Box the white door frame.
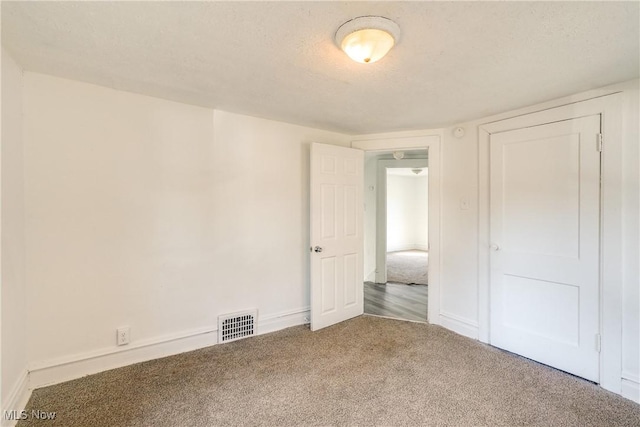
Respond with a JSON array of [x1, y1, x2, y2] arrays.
[[478, 94, 623, 393], [375, 158, 428, 284], [352, 134, 442, 325]]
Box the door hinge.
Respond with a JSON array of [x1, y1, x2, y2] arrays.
[[597, 133, 603, 152], [595, 333, 601, 352]]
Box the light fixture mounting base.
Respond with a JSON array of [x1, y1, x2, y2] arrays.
[[334, 16, 401, 48]]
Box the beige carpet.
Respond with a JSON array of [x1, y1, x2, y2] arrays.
[[386, 250, 428, 285], [18, 316, 640, 426]]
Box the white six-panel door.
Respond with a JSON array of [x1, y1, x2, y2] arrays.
[[490, 115, 601, 382], [310, 143, 364, 331]]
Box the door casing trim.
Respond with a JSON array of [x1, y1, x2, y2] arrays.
[[478, 93, 623, 393], [352, 134, 442, 325]]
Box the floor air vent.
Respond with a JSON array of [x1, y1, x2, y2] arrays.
[[218, 309, 257, 343]]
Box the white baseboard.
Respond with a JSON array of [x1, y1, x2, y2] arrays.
[[28, 307, 310, 391], [2, 369, 31, 427], [17, 308, 638, 410], [621, 372, 640, 403], [365, 270, 376, 282], [387, 244, 427, 252], [258, 307, 310, 335], [439, 311, 479, 340], [29, 326, 219, 390]]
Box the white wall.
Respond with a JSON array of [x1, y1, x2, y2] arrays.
[[620, 81, 639, 400], [22, 73, 350, 383], [438, 122, 479, 328], [415, 175, 428, 251], [363, 154, 377, 281], [1, 48, 29, 415], [8, 66, 638, 403], [386, 174, 428, 252], [210, 110, 350, 314]]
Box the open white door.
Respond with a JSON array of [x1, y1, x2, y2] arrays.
[[310, 143, 364, 331], [490, 115, 601, 382]]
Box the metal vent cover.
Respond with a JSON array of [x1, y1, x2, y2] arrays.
[[218, 309, 257, 343]]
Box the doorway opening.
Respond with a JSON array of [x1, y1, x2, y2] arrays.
[[363, 150, 428, 323]]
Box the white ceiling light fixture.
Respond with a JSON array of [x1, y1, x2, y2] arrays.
[[412, 168, 423, 175], [392, 151, 405, 160], [335, 16, 401, 64]]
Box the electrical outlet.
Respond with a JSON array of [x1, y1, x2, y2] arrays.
[[117, 327, 130, 346]]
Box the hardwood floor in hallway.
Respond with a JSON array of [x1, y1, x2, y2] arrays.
[[364, 282, 427, 322]]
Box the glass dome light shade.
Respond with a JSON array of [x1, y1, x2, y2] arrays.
[[341, 28, 395, 64], [335, 16, 401, 64]]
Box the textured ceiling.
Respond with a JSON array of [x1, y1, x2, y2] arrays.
[[2, 1, 639, 134]]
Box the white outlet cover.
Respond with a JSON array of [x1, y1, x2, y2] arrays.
[[117, 326, 130, 346]]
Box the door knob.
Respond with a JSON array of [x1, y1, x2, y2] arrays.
[[490, 243, 500, 251], [314, 246, 323, 253]]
